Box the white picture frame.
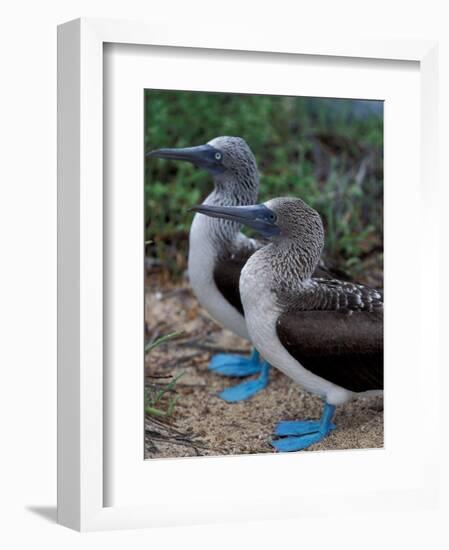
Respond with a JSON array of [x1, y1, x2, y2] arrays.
[[57, 17, 440, 531]]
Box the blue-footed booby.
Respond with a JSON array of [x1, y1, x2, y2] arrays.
[[147, 137, 270, 402], [191, 197, 383, 452]]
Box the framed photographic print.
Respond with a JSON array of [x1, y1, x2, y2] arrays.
[[58, 18, 440, 531], [144, 90, 384, 459]]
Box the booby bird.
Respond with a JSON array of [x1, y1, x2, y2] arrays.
[[191, 197, 383, 452], [147, 137, 270, 402]]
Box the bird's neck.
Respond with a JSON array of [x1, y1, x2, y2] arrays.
[[259, 239, 322, 290], [211, 171, 259, 206], [199, 174, 259, 248]]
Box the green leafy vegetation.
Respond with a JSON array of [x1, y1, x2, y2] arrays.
[[145, 91, 383, 280]]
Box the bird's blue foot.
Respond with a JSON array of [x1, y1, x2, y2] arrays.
[[219, 362, 270, 402], [275, 419, 336, 436], [209, 348, 262, 378], [271, 403, 336, 452]]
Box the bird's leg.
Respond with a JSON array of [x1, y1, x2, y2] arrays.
[[271, 402, 336, 452], [217, 361, 270, 402], [208, 348, 263, 377]]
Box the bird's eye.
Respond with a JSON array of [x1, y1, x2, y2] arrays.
[[214, 152, 222, 161], [268, 212, 276, 222]]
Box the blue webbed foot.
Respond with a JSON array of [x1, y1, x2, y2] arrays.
[[271, 403, 336, 452], [219, 363, 270, 402], [271, 431, 329, 452], [275, 419, 336, 436], [209, 354, 262, 377], [209, 352, 262, 377]]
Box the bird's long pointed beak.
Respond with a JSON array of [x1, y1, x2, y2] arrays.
[[147, 144, 213, 164], [147, 144, 226, 175], [190, 204, 261, 223], [190, 204, 280, 238]]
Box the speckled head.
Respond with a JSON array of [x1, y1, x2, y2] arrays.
[[147, 136, 259, 201], [206, 136, 258, 179], [264, 197, 325, 247], [258, 197, 325, 281]]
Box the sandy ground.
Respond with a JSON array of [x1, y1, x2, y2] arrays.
[[144, 275, 383, 459]]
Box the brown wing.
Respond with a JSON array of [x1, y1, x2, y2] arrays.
[[277, 309, 383, 392], [276, 278, 383, 392]]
